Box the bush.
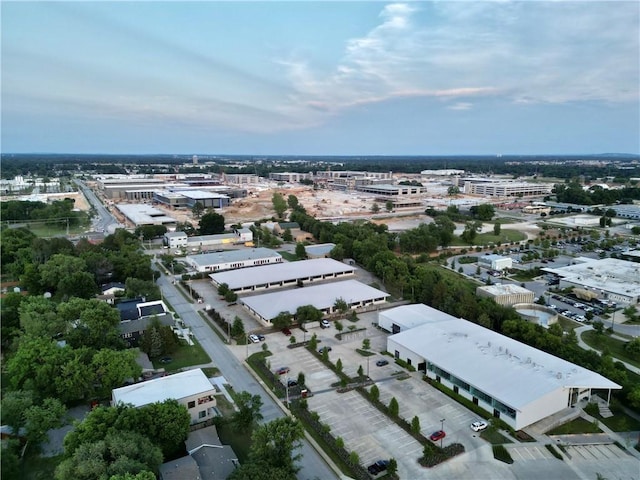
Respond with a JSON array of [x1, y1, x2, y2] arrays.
[[492, 445, 514, 464]]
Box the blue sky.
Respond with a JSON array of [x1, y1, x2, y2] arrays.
[[2, 1, 639, 155]]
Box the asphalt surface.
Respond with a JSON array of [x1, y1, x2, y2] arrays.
[[155, 269, 337, 480], [74, 179, 123, 233]]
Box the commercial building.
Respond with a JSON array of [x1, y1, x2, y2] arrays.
[[354, 184, 424, 209], [269, 172, 312, 183], [186, 248, 282, 273], [164, 231, 188, 248], [383, 304, 621, 430], [478, 254, 512, 271], [457, 177, 553, 197], [476, 284, 535, 307], [116, 204, 177, 227], [240, 279, 389, 326], [542, 257, 640, 305], [111, 369, 217, 424], [209, 258, 355, 293], [304, 243, 336, 259], [164, 229, 253, 250]]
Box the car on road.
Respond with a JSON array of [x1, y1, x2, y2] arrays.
[[249, 334, 260, 343], [470, 420, 488, 432], [321, 319, 330, 328], [367, 460, 389, 476], [429, 430, 446, 442], [275, 367, 290, 375], [376, 359, 389, 367], [281, 327, 292, 336]]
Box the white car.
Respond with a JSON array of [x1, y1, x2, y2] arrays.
[[321, 319, 330, 328], [470, 421, 488, 432], [249, 334, 260, 343]]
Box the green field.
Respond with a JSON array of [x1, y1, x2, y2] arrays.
[[547, 417, 603, 435], [151, 337, 212, 371], [581, 331, 640, 369], [450, 229, 527, 247]]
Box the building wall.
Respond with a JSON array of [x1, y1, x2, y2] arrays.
[[164, 233, 188, 248], [188, 255, 283, 273], [180, 390, 217, 424], [477, 290, 535, 306], [492, 258, 513, 270]]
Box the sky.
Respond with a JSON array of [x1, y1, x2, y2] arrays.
[[2, 1, 639, 156]]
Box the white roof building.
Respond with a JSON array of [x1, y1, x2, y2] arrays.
[[476, 284, 535, 307], [241, 279, 389, 326], [210, 258, 355, 293], [384, 304, 621, 430], [186, 248, 282, 273], [117, 204, 177, 226], [542, 257, 640, 305], [111, 369, 217, 424]]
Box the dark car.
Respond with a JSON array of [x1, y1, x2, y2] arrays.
[[257, 334, 265, 341], [367, 460, 389, 475], [318, 346, 332, 354], [281, 327, 292, 336], [159, 356, 172, 364], [429, 430, 446, 442], [287, 379, 298, 387], [376, 359, 389, 367]]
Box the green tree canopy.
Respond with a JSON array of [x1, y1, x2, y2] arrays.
[[272, 311, 293, 329], [199, 211, 225, 235], [231, 391, 264, 432], [272, 193, 287, 219], [296, 305, 323, 324]]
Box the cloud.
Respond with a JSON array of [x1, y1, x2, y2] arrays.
[[280, 1, 639, 125]]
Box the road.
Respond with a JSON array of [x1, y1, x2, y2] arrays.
[[74, 179, 123, 233], [155, 270, 337, 480]]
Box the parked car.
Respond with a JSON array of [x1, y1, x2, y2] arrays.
[[367, 460, 389, 475], [321, 319, 330, 328], [249, 334, 260, 343], [287, 379, 298, 387], [275, 367, 290, 375], [160, 356, 172, 364], [429, 430, 446, 442], [281, 327, 292, 336], [318, 346, 332, 354], [470, 420, 488, 432], [257, 334, 265, 341], [376, 359, 389, 367]]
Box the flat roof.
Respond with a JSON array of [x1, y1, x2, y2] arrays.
[[188, 233, 237, 243], [117, 204, 177, 225], [387, 304, 621, 410], [210, 258, 354, 290], [165, 231, 187, 238], [481, 254, 510, 261], [304, 243, 336, 256], [112, 369, 213, 407], [477, 284, 533, 296], [379, 304, 452, 330], [241, 279, 388, 320], [179, 190, 229, 200], [542, 257, 640, 299], [187, 248, 281, 267]]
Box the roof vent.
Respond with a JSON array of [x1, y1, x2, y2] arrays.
[[556, 372, 562, 379]]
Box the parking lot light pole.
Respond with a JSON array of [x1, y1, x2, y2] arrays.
[[285, 377, 290, 407], [440, 419, 445, 448], [367, 356, 370, 378]]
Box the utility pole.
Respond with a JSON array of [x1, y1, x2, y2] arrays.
[[440, 418, 446, 448]]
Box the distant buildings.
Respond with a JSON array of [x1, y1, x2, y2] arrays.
[[478, 254, 512, 271], [457, 177, 553, 197], [381, 304, 621, 430]]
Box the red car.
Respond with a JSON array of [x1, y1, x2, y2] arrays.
[[429, 430, 446, 442], [281, 327, 292, 336], [275, 367, 290, 375]]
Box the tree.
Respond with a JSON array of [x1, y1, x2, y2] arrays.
[[58, 298, 123, 350], [447, 186, 460, 196], [23, 397, 66, 446], [371, 202, 380, 213], [199, 211, 225, 235], [388, 397, 399, 417], [385, 200, 394, 212], [217, 282, 230, 296], [470, 204, 495, 221], [39, 254, 88, 293], [370, 384, 380, 402], [225, 290, 238, 303], [124, 278, 160, 301], [232, 391, 264, 432], [357, 365, 364, 377], [287, 195, 299, 210], [282, 228, 293, 242], [91, 349, 142, 398], [493, 222, 501, 236], [335, 358, 343, 373], [411, 415, 421, 434], [56, 430, 162, 480], [387, 458, 398, 476], [296, 305, 323, 324], [295, 242, 307, 259], [362, 338, 371, 351], [236, 417, 305, 477], [18, 295, 65, 339], [334, 298, 349, 314], [272, 193, 287, 219], [308, 333, 318, 350], [1, 390, 34, 436], [272, 311, 293, 329], [231, 316, 245, 339], [191, 201, 205, 218]]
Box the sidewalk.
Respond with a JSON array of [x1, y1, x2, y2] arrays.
[[575, 325, 640, 375]]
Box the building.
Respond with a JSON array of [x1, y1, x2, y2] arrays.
[[209, 258, 355, 293], [457, 177, 553, 197], [304, 243, 336, 259], [186, 248, 282, 273], [116, 204, 177, 227], [383, 304, 621, 430], [240, 279, 389, 326], [111, 369, 217, 424], [476, 284, 535, 307], [118, 313, 175, 347], [269, 172, 312, 183], [115, 299, 169, 322], [522, 204, 551, 215], [542, 257, 640, 305], [378, 304, 452, 334], [354, 184, 424, 209], [164, 231, 188, 248], [478, 254, 513, 271], [223, 173, 260, 185]]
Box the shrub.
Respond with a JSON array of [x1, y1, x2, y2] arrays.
[[492, 445, 514, 464]]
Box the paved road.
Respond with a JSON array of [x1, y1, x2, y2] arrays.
[[156, 270, 337, 480], [74, 179, 123, 233]]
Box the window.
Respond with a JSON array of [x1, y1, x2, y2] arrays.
[[188, 401, 195, 409], [198, 410, 207, 419]]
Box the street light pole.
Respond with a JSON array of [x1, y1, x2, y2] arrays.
[[367, 356, 370, 378], [285, 377, 290, 407], [440, 418, 445, 448]]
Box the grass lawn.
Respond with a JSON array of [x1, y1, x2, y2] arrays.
[[278, 251, 298, 262], [152, 337, 211, 371], [495, 217, 525, 224], [217, 421, 253, 464], [450, 229, 527, 247], [547, 417, 603, 435], [480, 428, 513, 445], [581, 331, 640, 369], [598, 411, 640, 432], [557, 317, 580, 331]]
